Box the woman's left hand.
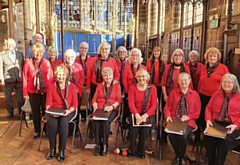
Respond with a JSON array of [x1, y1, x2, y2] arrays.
[[64, 109, 73, 116], [226, 124, 238, 134], [104, 106, 113, 112], [141, 114, 148, 122], [181, 115, 189, 122]]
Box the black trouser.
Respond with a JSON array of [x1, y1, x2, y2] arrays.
[[4, 82, 24, 115], [28, 93, 46, 133], [129, 125, 150, 155], [168, 125, 193, 159], [207, 130, 240, 165], [45, 112, 75, 151], [92, 110, 118, 145], [122, 93, 130, 129]]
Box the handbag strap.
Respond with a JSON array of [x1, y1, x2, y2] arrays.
[[141, 84, 152, 114]]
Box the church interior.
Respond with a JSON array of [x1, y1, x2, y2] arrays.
[[1, 0, 240, 164]]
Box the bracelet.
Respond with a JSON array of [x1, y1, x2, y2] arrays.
[[112, 105, 114, 109]]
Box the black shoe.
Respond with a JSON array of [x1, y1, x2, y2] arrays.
[[7, 113, 14, 118], [101, 144, 108, 156], [179, 158, 187, 165], [58, 150, 65, 162], [173, 157, 180, 165], [94, 145, 100, 156], [32, 133, 40, 139], [89, 130, 95, 139], [138, 152, 145, 159], [127, 150, 133, 157], [46, 149, 56, 160], [18, 109, 22, 114]]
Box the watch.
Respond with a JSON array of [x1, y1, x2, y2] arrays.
[[112, 105, 115, 109]]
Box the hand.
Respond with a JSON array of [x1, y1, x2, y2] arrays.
[[181, 115, 189, 122], [166, 116, 172, 122], [52, 114, 59, 118], [64, 109, 73, 116], [86, 89, 90, 95], [206, 120, 213, 127], [104, 106, 113, 112], [135, 114, 142, 125], [0, 82, 5, 86], [226, 124, 238, 134], [113, 80, 119, 84], [163, 94, 168, 102], [24, 96, 29, 100], [141, 114, 148, 122]]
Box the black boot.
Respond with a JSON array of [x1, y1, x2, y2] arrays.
[[58, 150, 65, 162], [94, 145, 101, 156], [101, 144, 108, 156], [46, 149, 55, 160]]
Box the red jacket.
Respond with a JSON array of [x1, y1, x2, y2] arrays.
[[46, 83, 78, 110], [62, 62, 85, 96], [128, 84, 157, 117], [146, 60, 167, 86], [122, 62, 147, 93], [161, 64, 192, 95], [184, 61, 204, 91], [92, 82, 122, 110], [22, 59, 54, 97], [116, 59, 129, 84], [75, 55, 93, 80], [86, 56, 120, 89], [164, 88, 201, 128], [205, 90, 240, 129], [48, 58, 63, 70], [198, 63, 229, 96]]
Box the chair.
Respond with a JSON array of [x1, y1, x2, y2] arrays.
[[79, 87, 89, 121], [19, 99, 31, 137], [38, 109, 82, 153]]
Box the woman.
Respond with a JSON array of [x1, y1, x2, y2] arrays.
[[22, 43, 53, 139], [92, 67, 122, 156], [164, 72, 200, 165], [146, 46, 166, 102], [62, 49, 84, 125], [45, 65, 78, 162], [205, 73, 240, 165], [122, 48, 146, 129], [128, 68, 157, 159], [198, 47, 229, 136], [184, 50, 203, 91], [48, 46, 62, 70], [161, 48, 191, 102], [115, 46, 128, 92]]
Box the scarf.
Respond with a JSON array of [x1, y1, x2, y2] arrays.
[[33, 58, 46, 92], [119, 58, 126, 83], [79, 55, 88, 76], [166, 63, 186, 88], [189, 62, 198, 90], [176, 91, 188, 118], [150, 60, 165, 84], [103, 81, 114, 107], [217, 91, 234, 123], [56, 81, 69, 109], [49, 58, 57, 69], [131, 63, 140, 84], [141, 84, 152, 114], [95, 55, 110, 83], [206, 62, 219, 78], [65, 63, 76, 84]]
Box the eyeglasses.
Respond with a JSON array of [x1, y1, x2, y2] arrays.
[[101, 47, 109, 51], [66, 56, 75, 59], [222, 81, 233, 84], [80, 47, 88, 50]]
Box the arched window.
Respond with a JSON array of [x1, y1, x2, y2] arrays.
[[194, 1, 203, 23], [172, 1, 181, 30], [160, 0, 165, 33], [183, 2, 193, 27]]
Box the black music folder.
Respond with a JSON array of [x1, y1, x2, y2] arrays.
[[45, 106, 66, 116], [92, 108, 111, 120], [204, 120, 228, 139], [132, 114, 152, 127], [164, 118, 187, 135]]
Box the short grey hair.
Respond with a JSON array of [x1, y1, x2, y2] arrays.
[[97, 42, 111, 54], [48, 46, 58, 54], [6, 38, 16, 47], [220, 73, 240, 93], [101, 67, 113, 76], [178, 72, 191, 81], [135, 68, 150, 81], [171, 48, 184, 63], [188, 50, 199, 58], [79, 42, 89, 49], [64, 49, 76, 57], [129, 48, 143, 64], [116, 46, 127, 55]]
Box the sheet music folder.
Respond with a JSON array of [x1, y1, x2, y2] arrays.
[[164, 118, 187, 135], [204, 120, 228, 139], [45, 106, 66, 116], [132, 114, 152, 127], [92, 108, 111, 120]]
